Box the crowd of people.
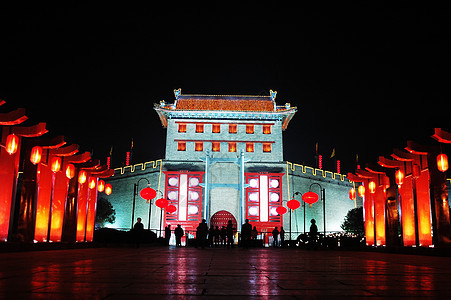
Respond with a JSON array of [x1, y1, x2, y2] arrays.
[[133, 217, 320, 248]]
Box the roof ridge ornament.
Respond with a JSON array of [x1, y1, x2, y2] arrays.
[[174, 88, 182, 100], [269, 89, 277, 101]]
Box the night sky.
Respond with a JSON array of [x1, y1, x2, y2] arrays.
[[1, 4, 449, 174]]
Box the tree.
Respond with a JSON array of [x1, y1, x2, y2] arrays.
[[95, 197, 116, 227], [341, 207, 364, 235]]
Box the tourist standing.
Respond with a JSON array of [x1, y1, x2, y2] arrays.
[[272, 226, 280, 248], [164, 225, 171, 246], [241, 219, 252, 248], [196, 219, 208, 248], [174, 224, 184, 247], [280, 226, 285, 247], [226, 220, 234, 248], [133, 217, 144, 248]]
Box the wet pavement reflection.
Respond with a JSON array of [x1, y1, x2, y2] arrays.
[[1, 247, 451, 298]]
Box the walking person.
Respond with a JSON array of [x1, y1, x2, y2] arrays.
[[280, 226, 285, 248], [133, 217, 144, 248], [174, 224, 184, 247], [251, 226, 258, 247], [226, 220, 234, 248], [241, 219, 252, 249], [213, 226, 220, 247], [208, 225, 215, 248], [272, 226, 280, 248]]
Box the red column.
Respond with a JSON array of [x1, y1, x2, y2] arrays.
[[34, 163, 53, 242], [49, 171, 69, 242], [76, 178, 89, 242], [85, 178, 98, 242], [0, 130, 21, 241], [362, 180, 375, 246], [374, 177, 386, 246]]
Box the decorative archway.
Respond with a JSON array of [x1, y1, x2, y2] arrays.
[[210, 210, 237, 230]]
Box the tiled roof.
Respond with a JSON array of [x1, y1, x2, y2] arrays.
[[175, 95, 274, 112]]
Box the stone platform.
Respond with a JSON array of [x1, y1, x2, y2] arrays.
[[1, 246, 451, 298]]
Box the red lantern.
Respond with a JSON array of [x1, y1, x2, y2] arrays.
[[155, 198, 168, 208], [65, 164, 75, 179], [276, 206, 287, 215], [349, 188, 356, 200], [50, 157, 62, 173], [98, 180, 105, 192], [78, 170, 87, 184], [437, 153, 448, 172], [302, 191, 319, 208], [30, 146, 42, 165], [395, 169, 404, 186], [368, 181, 376, 194], [166, 204, 177, 214], [88, 177, 96, 189], [358, 185, 365, 197], [5, 134, 19, 155], [140, 187, 156, 202], [105, 183, 112, 195], [287, 198, 301, 210]]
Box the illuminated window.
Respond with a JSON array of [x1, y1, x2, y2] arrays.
[[246, 143, 254, 152], [212, 142, 220, 152], [177, 141, 186, 151], [178, 123, 187, 133], [195, 142, 203, 151], [212, 124, 221, 133], [263, 125, 271, 134], [228, 142, 237, 152], [229, 124, 237, 134], [246, 124, 254, 134], [263, 143, 271, 152], [196, 124, 204, 133]]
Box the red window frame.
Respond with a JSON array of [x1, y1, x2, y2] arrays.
[[245, 172, 283, 232], [163, 171, 204, 233]]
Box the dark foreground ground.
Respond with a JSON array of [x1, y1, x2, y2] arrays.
[[1, 246, 451, 299]]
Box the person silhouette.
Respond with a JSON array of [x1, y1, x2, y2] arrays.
[[133, 217, 144, 248], [174, 224, 184, 247], [196, 219, 208, 248], [280, 226, 285, 247], [226, 220, 234, 248], [165, 225, 171, 246], [272, 226, 280, 248], [241, 219, 252, 249], [309, 219, 318, 249]]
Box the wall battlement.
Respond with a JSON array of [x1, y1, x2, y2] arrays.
[[111, 159, 351, 183]]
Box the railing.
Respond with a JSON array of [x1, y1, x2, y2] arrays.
[[99, 227, 363, 248]]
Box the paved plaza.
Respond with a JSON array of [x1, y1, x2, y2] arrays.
[[1, 246, 451, 299]]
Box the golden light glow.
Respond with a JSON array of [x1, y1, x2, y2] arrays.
[[349, 188, 356, 200], [246, 124, 254, 134], [228, 142, 236, 152], [437, 153, 448, 172], [195, 142, 203, 151], [212, 142, 220, 152], [177, 141, 186, 151], [5, 134, 19, 155], [66, 164, 75, 179], [212, 124, 220, 133], [178, 123, 187, 133], [229, 124, 237, 133], [358, 185, 365, 197], [50, 157, 62, 173], [88, 177, 96, 189], [98, 180, 105, 192], [105, 183, 112, 195], [263, 124, 271, 134], [78, 170, 87, 184], [263, 143, 271, 152], [195, 124, 204, 133], [246, 143, 254, 152], [30, 146, 43, 165], [395, 169, 404, 186], [369, 181, 376, 194]]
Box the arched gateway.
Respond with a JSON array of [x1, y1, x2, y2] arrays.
[[210, 210, 237, 230]]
